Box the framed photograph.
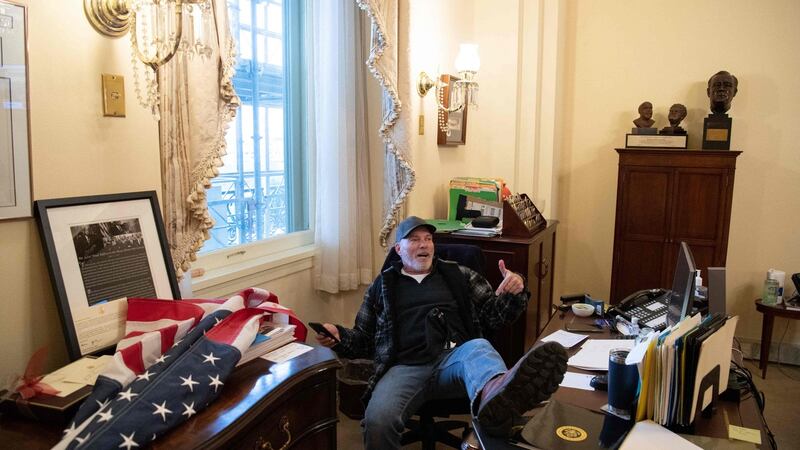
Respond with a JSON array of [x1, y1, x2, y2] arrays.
[[437, 74, 469, 146], [35, 191, 181, 360], [0, 0, 32, 219]]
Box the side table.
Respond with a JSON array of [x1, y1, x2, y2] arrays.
[[754, 299, 800, 378]]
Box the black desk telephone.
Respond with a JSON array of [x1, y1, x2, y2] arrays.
[[609, 288, 671, 331]]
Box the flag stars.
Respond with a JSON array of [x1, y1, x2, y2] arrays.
[[202, 352, 220, 366], [152, 401, 173, 422], [64, 422, 78, 435], [96, 399, 111, 410], [181, 401, 197, 419], [119, 432, 140, 449], [180, 374, 200, 392], [75, 432, 91, 445], [208, 374, 224, 392], [97, 408, 114, 423], [136, 370, 154, 382], [117, 388, 138, 402], [155, 354, 170, 364]]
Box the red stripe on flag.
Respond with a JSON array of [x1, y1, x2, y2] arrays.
[[159, 324, 178, 354], [119, 341, 145, 374], [126, 298, 205, 326], [206, 309, 265, 344]]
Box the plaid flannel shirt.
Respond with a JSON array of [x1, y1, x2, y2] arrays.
[[333, 257, 529, 403]]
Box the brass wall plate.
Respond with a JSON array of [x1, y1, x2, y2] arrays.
[[101, 73, 126, 117]]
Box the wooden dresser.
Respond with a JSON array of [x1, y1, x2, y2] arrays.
[[610, 148, 741, 303], [0, 346, 341, 449], [435, 221, 558, 367]]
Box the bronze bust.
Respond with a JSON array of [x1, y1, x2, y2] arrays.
[[707, 71, 738, 115], [660, 103, 687, 135], [633, 101, 655, 128]]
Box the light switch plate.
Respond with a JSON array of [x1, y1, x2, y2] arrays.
[[101, 73, 126, 117]]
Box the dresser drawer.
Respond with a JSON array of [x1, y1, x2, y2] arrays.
[[238, 376, 337, 449]]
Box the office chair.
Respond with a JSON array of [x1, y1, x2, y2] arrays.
[[380, 243, 486, 450]]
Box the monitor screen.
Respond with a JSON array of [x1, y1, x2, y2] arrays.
[[667, 242, 697, 326]]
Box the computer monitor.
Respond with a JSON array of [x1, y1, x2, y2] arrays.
[[666, 241, 696, 326]]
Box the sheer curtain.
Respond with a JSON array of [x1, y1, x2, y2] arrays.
[[311, 0, 374, 294]]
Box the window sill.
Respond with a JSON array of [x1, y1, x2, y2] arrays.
[[191, 244, 316, 298]]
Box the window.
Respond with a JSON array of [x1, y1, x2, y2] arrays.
[[201, 0, 309, 256]]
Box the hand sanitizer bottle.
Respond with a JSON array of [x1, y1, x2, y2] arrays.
[[695, 269, 707, 302]]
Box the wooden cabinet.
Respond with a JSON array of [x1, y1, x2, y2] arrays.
[[0, 347, 341, 450], [435, 221, 558, 367], [610, 148, 741, 303]]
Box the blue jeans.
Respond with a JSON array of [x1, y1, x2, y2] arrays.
[[362, 338, 506, 450]]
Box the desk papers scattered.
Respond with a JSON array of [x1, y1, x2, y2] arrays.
[[541, 329, 589, 348], [619, 420, 701, 449], [567, 339, 634, 371], [40, 355, 113, 397], [263, 342, 313, 364], [237, 322, 296, 366], [559, 372, 595, 391]]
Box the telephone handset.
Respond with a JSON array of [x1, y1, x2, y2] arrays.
[[609, 288, 671, 331]]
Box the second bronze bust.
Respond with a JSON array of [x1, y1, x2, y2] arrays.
[[660, 104, 687, 135]]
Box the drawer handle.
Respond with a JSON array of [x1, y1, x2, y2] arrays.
[[256, 416, 291, 450], [538, 259, 550, 278]]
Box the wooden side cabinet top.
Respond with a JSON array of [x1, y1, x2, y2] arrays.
[[615, 148, 742, 169]]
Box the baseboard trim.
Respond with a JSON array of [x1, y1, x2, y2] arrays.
[[737, 336, 800, 366]]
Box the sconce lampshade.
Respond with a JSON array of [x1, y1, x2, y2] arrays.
[[454, 43, 480, 74]]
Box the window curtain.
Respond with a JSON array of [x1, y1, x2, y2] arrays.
[[310, 0, 375, 293], [356, 0, 415, 247], [158, 0, 239, 279]]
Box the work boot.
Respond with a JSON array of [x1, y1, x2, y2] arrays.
[[476, 341, 568, 437]]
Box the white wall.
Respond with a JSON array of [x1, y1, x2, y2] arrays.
[[0, 1, 161, 376], [557, 0, 800, 345]]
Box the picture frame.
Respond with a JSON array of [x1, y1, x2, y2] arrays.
[[437, 74, 469, 146], [35, 191, 181, 360], [0, 0, 32, 220]]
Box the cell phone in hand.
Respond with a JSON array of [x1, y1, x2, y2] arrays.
[[308, 322, 339, 343]]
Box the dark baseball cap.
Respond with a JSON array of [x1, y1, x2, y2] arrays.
[[395, 216, 437, 243]]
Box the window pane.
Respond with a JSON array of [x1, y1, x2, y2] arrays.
[[240, 29, 252, 60], [267, 3, 282, 33], [203, 0, 307, 255], [267, 36, 282, 66], [240, 0, 252, 26]]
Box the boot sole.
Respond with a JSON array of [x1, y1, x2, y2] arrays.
[[477, 341, 568, 437]]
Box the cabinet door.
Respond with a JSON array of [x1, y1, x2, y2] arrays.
[[667, 168, 732, 282], [611, 167, 672, 302]]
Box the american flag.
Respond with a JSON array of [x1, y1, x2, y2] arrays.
[[53, 288, 303, 450]]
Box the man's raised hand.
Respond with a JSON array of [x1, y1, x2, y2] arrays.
[[495, 259, 524, 296]]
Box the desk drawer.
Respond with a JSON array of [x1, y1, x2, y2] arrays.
[[238, 376, 337, 449]]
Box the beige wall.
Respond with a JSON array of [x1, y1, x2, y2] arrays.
[[0, 1, 161, 376], [556, 0, 800, 344]]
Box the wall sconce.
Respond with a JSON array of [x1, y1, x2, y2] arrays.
[[418, 44, 480, 134], [83, 0, 214, 116]]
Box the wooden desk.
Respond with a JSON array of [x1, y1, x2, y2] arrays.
[[755, 299, 800, 379], [0, 346, 340, 449], [474, 311, 771, 449]]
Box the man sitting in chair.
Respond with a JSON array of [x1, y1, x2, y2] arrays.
[[314, 216, 568, 449]]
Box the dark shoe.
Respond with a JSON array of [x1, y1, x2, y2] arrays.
[[476, 341, 568, 437]]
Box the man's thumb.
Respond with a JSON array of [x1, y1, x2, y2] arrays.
[[498, 259, 508, 276]]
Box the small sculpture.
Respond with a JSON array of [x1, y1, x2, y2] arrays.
[[707, 70, 738, 115], [633, 101, 655, 128], [660, 104, 687, 135]]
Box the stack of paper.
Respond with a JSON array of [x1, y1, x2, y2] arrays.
[[567, 339, 634, 371], [40, 355, 113, 397], [540, 329, 589, 348], [237, 322, 297, 367]]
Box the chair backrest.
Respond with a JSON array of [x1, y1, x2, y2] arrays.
[[382, 243, 485, 276]]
